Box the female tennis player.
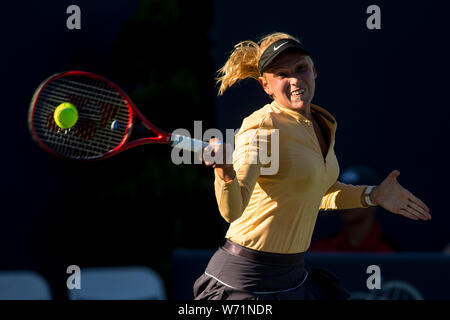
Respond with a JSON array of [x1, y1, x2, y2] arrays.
[[195, 32, 431, 300]]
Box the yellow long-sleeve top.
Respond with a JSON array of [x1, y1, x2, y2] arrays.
[[214, 101, 369, 254]]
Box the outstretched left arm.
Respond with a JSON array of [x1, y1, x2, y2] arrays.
[[370, 170, 432, 221]]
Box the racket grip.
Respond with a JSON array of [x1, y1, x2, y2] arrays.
[[169, 134, 211, 152]]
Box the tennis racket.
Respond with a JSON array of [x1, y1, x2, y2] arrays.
[[28, 70, 210, 160]]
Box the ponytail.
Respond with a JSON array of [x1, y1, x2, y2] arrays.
[[216, 32, 300, 96]]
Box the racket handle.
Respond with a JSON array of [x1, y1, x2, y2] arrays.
[[169, 134, 211, 152]]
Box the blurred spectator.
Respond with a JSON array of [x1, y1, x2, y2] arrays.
[[311, 165, 398, 253]]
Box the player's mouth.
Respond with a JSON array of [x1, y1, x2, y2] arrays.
[[290, 88, 305, 97]]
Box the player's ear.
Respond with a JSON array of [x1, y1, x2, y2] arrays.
[[308, 56, 317, 80], [258, 75, 274, 96], [311, 59, 317, 79]]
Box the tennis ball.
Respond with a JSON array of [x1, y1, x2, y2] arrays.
[[54, 102, 78, 129]]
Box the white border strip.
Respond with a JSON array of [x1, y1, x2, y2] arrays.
[[204, 270, 309, 295]]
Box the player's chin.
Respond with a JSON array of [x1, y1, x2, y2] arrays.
[[289, 97, 308, 110]]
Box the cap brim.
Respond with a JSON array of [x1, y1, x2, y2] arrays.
[[258, 40, 310, 74], [264, 47, 310, 71]]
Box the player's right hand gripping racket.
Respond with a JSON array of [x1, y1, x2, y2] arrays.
[[28, 71, 210, 160]]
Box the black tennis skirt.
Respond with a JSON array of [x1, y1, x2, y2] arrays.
[[193, 240, 350, 300]]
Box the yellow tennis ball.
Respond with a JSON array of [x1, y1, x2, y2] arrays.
[[54, 102, 78, 129]]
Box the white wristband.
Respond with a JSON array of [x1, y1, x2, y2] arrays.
[[365, 186, 376, 206]]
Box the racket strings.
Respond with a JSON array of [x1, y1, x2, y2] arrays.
[[34, 113, 122, 156], [46, 113, 60, 133], [34, 101, 124, 142], [74, 119, 97, 140], [56, 78, 127, 105], [66, 93, 90, 111], [97, 102, 120, 128], [38, 91, 129, 125], [32, 75, 131, 159]]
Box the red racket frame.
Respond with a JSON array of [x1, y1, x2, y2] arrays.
[[29, 71, 172, 160]]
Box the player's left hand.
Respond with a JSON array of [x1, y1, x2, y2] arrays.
[[371, 170, 431, 221]]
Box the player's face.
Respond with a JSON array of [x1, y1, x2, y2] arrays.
[[259, 51, 317, 114]]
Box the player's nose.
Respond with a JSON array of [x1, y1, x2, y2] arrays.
[[289, 76, 300, 86]]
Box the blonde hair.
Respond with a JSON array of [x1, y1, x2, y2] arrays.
[[216, 32, 300, 96]]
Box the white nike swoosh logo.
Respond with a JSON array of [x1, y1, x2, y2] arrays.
[[273, 42, 288, 51]]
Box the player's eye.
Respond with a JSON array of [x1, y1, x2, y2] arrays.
[[296, 65, 306, 72]]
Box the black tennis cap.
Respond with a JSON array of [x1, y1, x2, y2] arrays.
[[258, 38, 310, 74]]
